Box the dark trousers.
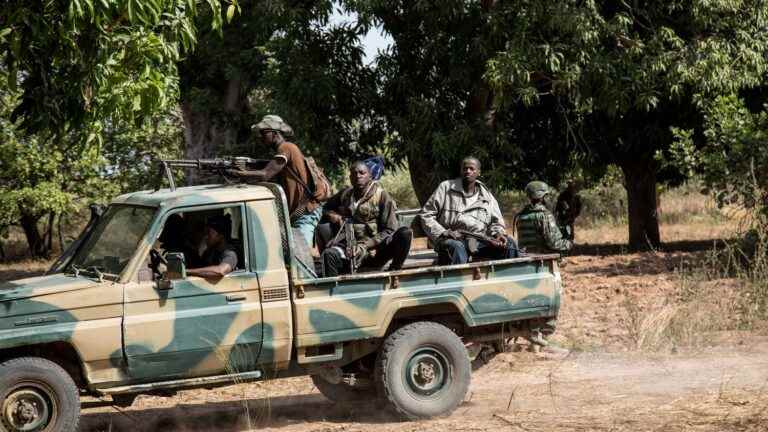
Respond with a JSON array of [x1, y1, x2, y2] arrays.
[[321, 226, 413, 277], [436, 235, 520, 265]]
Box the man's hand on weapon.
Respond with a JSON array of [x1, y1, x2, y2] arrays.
[[346, 241, 367, 270], [459, 230, 507, 249], [327, 211, 344, 226], [441, 230, 463, 240]]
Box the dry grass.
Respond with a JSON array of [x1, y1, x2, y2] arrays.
[[0, 259, 52, 282], [619, 280, 746, 351], [576, 220, 737, 247]]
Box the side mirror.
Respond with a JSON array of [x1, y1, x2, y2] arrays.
[[156, 253, 186, 290], [165, 252, 186, 280]]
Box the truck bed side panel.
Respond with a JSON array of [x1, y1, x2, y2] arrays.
[[292, 259, 559, 347]]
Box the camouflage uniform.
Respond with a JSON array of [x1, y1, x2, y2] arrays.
[[515, 182, 572, 348], [516, 203, 573, 254]]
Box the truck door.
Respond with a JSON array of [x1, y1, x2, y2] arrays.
[[122, 203, 264, 381], [246, 198, 292, 368]]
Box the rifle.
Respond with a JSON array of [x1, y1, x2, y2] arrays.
[[327, 218, 364, 274], [158, 157, 270, 190], [458, 230, 505, 252], [345, 220, 359, 274]]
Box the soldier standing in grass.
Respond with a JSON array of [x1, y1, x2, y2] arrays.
[[516, 181, 574, 255], [555, 180, 582, 241], [515, 181, 573, 355]]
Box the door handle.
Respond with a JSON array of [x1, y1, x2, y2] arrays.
[[226, 294, 247, 302]]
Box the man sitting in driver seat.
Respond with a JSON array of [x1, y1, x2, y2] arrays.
[[187, 215, 238, 278]]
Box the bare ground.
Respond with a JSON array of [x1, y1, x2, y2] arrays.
[[79, 339, 768, 432]]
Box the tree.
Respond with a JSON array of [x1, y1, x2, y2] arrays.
[[343, 0, 578, 205], [0, 1, 227, 256], [0, 85, 117, 257], [1, 0, 228, 142], [179, 0, 379, 181], [486, 0, 768, 249], [669, 94, 768, 223]]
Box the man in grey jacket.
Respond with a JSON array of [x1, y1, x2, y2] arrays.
[[420, 157, 520, 265]]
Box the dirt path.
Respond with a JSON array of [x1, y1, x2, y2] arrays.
[[80, 342, 768, 431]]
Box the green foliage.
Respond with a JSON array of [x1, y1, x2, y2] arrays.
[[483, 0, 768, 166], [0, 90, 115, 255], [669, 95, 768, 221], [102, 110, 184, 192], [0, 64, 183, 256], [487, 1, 768, 114], [378, 167, 420, 210], [0, 0, 230, 142], [483, 0, 768, 248], [346, 0, 576, 203], [179, 0, 378, 178]]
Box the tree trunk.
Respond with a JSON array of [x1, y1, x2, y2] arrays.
[[621, 159, 661, 251], [20, 213, 48, 257], [180, 77, 244, 185], [57, 213, 64, 252], [407, 148, 454, 205]]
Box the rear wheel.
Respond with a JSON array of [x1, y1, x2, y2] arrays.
[[0, 357, 80, 432], [376, 322, 470, 419]]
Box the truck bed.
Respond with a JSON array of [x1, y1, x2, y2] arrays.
[[290, 254, 562, 348]]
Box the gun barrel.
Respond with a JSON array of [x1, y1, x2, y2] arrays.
[[161, 159, 232, 169]]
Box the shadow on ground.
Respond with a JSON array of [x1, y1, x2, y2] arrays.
[[573, 239, 729, 257], [80, 393, 399, 431]]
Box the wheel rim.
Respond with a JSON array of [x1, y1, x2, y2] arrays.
[[404, 347, 451, 399], [2, 384, 57, 432]]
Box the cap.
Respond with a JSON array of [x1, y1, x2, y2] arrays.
[[252, 114, 294, 137]]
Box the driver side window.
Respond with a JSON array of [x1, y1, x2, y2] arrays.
[[147, 205, 247, 280]]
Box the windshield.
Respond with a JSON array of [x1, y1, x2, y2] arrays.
[[69, 205, 156, 278]]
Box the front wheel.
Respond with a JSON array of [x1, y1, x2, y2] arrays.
[[0, 357, 80, 432], [376, 322, 470, 419]]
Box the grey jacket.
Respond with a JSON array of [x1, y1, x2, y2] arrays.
[[420, 178, 506, 243]]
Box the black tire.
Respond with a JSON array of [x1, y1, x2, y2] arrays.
[[310, 375, 377, 404], [376, 322, 470, 419], [0, 357, 80, 432]]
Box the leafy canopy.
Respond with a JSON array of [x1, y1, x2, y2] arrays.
[[1, 0, 232, 144]]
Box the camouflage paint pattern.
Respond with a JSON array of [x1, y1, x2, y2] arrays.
[[0, 182, 561, 394], [292, 256, 561, 349]]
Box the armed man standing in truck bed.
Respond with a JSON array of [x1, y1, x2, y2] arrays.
[[228, 115, 328, 246]]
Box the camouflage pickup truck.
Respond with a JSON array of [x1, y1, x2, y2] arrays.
[[0, 182, 562, 432]]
